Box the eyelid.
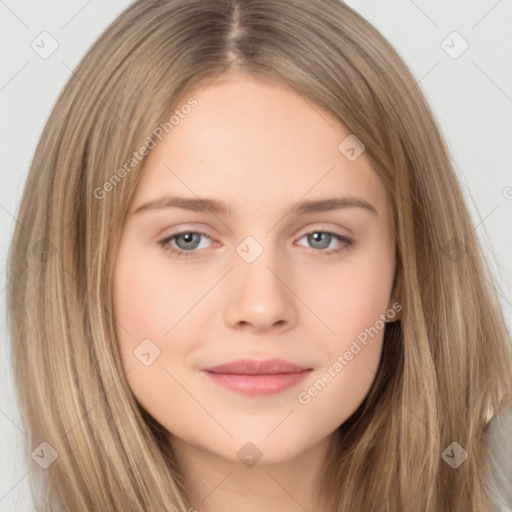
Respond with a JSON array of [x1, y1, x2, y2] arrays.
[[296, 222, 352, 238], [158, 223, 352, 244]]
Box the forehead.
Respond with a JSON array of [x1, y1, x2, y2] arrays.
[[130, 72, 390, 219]]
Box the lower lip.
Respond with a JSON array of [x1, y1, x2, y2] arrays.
[[202, 370, 312, 396]]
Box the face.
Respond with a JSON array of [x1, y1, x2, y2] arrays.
[[113, 71, 399, 465]]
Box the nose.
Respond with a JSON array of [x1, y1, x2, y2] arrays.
[[223, 249, 298, 333]]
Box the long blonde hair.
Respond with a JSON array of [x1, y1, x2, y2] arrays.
[[7, 0, 512, 510]]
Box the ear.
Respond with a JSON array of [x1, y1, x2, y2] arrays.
[[385, 299, 402, 323], [386, 269, 402, 323]]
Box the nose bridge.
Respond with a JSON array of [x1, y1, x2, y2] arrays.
[[235, 234, 269, 266], [223, 233, 296, 330], [233, 233, 284, 295]]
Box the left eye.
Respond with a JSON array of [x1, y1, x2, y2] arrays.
[[157, 230, 353, 259], [296, 231, 352, 252]]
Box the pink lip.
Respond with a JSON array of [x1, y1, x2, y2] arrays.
[[201, 358, 312, 396], [203, 358, 310, 375]]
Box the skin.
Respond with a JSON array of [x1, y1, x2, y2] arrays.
[[113, 70, 400, 512]]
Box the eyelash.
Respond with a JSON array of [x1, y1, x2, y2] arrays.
[[157, 229, 353, 260]]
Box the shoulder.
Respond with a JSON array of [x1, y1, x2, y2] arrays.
[[485, 402, 512, 511]]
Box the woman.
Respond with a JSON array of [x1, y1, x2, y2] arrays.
[[7, 0, 512, 510]]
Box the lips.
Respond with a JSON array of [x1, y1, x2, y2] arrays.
[[201, 358, 312, 396], [202, 358, 311, 375]]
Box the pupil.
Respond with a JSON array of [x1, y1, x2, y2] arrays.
[[311, 232, 329, 249], [179, 233, 198, 249]]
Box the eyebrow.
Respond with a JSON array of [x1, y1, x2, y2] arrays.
[[132, 195, 378, 217]]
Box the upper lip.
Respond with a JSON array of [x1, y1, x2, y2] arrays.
[[202, 358, 311, 375]]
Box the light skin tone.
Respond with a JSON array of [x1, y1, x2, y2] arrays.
[[113, 70, 400, 512]]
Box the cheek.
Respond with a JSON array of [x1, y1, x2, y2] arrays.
[[298, 252, 392, 412], [114, 253, 205, 341], [296, 334, 384, 434], [309, 259, 392, 339], [113, 249, 173, 373], [296, 272, 390, 426], [113, 250, 211, 404], [114, 267, 166, 348], [113, 257, 189, 415]]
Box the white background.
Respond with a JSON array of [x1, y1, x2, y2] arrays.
[[1, 1, 511, 510]]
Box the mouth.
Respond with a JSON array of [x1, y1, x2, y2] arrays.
[[201, 358, 312, 396]]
